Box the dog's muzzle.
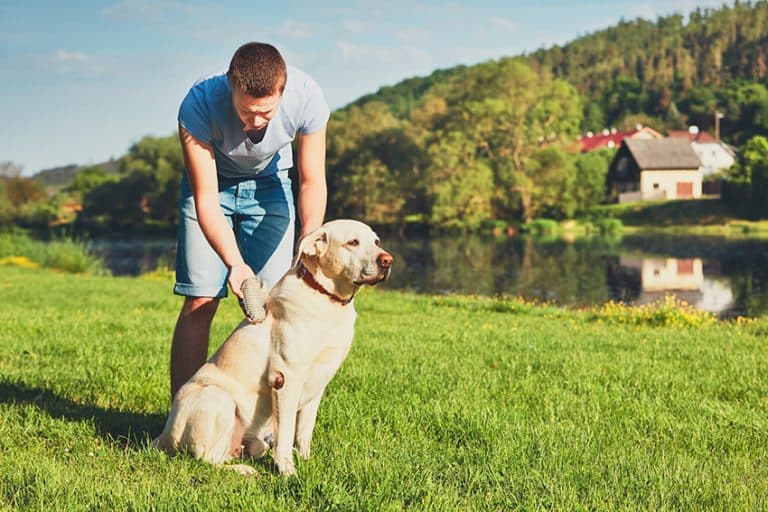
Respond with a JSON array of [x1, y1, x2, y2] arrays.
[[356, 251, 394, 285]]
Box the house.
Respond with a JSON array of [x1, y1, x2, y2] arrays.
[[606, 138, 703, 203], [579, 126, 663, 152], [667, 126, 736, 178]]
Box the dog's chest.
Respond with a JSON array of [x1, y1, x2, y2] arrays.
[[300, 342, 351, 404]]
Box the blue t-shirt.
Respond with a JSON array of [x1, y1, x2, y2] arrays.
[[178, 66, 330, 178]]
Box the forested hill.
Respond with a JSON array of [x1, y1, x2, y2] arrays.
[[9, 3, 768, 233], [323, 2, 768, 229], [346, 1, 768, 143]]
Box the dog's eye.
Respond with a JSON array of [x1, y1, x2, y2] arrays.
[[375, 239, 380, 246], [347, 239, 359, 247]]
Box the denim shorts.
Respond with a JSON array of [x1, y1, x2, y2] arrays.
[[174, 169, 296, 298]]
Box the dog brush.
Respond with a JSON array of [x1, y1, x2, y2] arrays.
[[239, 276, 269, 323]]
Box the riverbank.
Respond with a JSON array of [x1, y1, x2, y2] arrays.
[[593, 197, 768, 237], [1, 266, 766, 510]]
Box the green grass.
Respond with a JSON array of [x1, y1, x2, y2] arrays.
[[591, 198, 768, 237], [1, 266, 767, 510], [593, 198, 738, 226]]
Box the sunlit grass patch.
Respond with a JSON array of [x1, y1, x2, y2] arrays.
[[0, 255, 40, 269]]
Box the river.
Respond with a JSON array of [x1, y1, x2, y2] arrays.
[[87, 233, 768, 318]]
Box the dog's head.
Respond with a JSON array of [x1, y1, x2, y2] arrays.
[[296, 219, 393, 292]]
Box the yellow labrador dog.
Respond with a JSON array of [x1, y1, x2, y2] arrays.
[[153, 219, 393, 475]]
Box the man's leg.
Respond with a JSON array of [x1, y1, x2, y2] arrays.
[[170, 296, 220, 399], [172, 173, 235, 399]]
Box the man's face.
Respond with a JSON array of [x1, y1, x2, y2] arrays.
[[231, 87, 282, 142]]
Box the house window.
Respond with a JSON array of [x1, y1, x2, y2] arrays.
[[653, 183, 660, 189]]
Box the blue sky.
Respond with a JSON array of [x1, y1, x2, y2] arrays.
[[1, 0, 732, 175]]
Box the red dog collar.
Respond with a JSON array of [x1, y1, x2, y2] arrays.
[[296, 263, 355, 305]]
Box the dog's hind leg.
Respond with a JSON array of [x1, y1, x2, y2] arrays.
[[180, 387, 240, 465]]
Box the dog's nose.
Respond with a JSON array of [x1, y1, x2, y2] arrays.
[[377, 251, 393, 269]]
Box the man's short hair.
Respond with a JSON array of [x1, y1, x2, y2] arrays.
[[227, 42, 287, 98]]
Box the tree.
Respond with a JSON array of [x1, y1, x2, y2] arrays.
[[3, 177, 47, 207], [570, 149, 614, 214], [425, 132, 494, 229], [446, 59, 582, 222], [326, 102, 423, 224], [66, 166, 115, 197], [725, 135, 768, 217], [0, 161, 23, 178]]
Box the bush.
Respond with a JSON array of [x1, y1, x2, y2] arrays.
[[594, 217, 623, 235], [0, 232, 108, 275], [525, 218, 559, 237]]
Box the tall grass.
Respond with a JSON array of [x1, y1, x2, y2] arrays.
[[0, 232, 108, 275], [0, 266, 766, 510]]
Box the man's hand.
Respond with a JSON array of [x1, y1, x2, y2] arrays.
[[228, 263, 256, 300]]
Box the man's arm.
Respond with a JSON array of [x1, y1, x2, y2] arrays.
[[296, 125, 328, 239], [178, 124, 253, 298]]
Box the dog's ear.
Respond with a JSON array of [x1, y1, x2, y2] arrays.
[[294, 226, 328, 265]]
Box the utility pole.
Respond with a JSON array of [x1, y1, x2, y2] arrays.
[[715, 111, 724, 141]]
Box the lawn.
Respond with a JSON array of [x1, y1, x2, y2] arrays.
[[0, 266, 767, 510], [593, 197, 768, 236]]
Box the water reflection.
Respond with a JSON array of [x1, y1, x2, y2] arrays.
[[88, 233, 768, 317], [617, 256, 734, 314]]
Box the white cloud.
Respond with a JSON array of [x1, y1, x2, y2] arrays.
[[396, 27, 431, 44], [626, 3, 657, 19], [343, 20, 365, 33], [101, 0, 210, 24], [49, 49, 92, 74], [489, 16, 517, 32], [337, 42, 397, 63], [102, 0, 187, 22], [52, 49, 89, 63], [275, 19, 313, 39], [336, 41, 432, 68]]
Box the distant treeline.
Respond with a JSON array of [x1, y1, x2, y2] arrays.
[[2, 2, 768, 232]]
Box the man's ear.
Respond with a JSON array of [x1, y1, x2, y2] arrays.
[[294, 226, 328, 265]]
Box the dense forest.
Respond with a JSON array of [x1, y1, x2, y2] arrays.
[[3, 1, 768, 231]]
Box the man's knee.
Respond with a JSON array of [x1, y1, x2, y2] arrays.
[[181, 296, 220, 319]]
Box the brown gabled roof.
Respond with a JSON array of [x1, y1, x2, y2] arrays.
[[623, 138, 702, 170]]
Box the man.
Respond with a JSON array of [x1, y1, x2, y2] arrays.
[[171, 42, 329, 398]]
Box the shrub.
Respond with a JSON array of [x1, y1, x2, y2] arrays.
[[594, 217, 623, 235], [526, 218, 559, 237], [0, 232, 108, 275]]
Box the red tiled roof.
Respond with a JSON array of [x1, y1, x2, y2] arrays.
[[580, 131, 635, 152], [579, 127, 663, 152], [667, 130, 718, 143]]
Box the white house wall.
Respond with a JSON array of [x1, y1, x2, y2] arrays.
[[692, 142, 736, 177], [640, 170, 702, 199]]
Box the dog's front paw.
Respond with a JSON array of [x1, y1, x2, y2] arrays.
[[240, 277, 269, 323], [274, 456, 296, 476], [224, 463, 258, 476]]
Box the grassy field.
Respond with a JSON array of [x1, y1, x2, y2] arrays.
[[1, 266, 767, 510], [593, 198, 768, 236]]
